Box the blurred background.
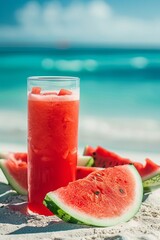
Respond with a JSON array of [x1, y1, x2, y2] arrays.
[[0, 0, 160, 158]]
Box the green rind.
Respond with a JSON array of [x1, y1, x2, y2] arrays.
[[44, 165, 143, 227], [86, 157, 94, 167], [43, 195, 84, 225], [0, 159, 27, 195], [78, 156, 94, 167], [142, 170, 160, 181], [143, 173, 160, 194]]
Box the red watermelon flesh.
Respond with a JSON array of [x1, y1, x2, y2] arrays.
[[44, 165, 143, 226], [31, 87, 41, 94], [76, 166, 103, 180], [136, 158, 160, 180], [83, 145, 95, 156], [58, 89, 72, 96], [84, 145, 160, 180], [5, 159, 27, 190], [0, 151, 28, 195], [13, 152, 27, 162], [0, 158, 28, 195], [93, 146, 132, 167]]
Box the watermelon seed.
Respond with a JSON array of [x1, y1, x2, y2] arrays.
[[119, 188, 125, 194], [94, 191, 100, 195], [92, 152, 96, 156]]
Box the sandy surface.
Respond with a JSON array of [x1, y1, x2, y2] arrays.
[[0, 167, 160, 240]]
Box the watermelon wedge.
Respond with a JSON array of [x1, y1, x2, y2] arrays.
[[84, 145, 160, 181], [44, 165, 143, 227], [136, 158, 160, 181], [0, 158, 27, 195]]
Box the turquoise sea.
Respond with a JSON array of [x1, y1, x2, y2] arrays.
[[0, 46, 160, 153]]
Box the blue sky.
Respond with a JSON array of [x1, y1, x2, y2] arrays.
[[0, 0, 160, 46]]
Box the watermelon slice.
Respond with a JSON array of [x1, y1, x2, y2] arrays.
[[0, 158, 27, 195], [84, 146, 131, 167], [136, 158, 160, 180], [44, 165, 143, 227], [84, 145, 160, 181], [0, 152, 28, 195]]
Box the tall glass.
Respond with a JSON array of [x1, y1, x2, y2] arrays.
[[27, 76, 80, 215]]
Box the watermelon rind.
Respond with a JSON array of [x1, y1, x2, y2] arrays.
[[43, 195, 84, 224], [142, 169, 160, 181], [44, 165, 143, 227], [143, 173, 160, 194], [78, 156, 94, 167], [0, 159, 27, 195]]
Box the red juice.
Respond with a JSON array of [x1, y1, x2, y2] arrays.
[[28, 89, 79, 215]]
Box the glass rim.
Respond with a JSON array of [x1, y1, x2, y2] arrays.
[[28, 76, 80, 82]]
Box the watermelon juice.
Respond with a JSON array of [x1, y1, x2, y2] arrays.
[[27, 77, 79, 215]]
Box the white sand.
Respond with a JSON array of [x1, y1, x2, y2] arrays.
[[0, 146, 160, 239]]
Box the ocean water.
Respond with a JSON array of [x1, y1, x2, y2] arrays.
[[0, 46, 160, 154]]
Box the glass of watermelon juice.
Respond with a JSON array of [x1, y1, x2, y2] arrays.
[[27, 76, 80, 215]]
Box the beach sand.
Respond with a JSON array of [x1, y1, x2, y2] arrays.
[[0, 146, 160, 240]]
